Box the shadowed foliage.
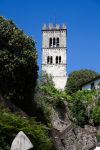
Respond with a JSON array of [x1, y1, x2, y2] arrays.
[[0, 16, 38, 115]]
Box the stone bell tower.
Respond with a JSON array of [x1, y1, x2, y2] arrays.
[[42, 23, 67, 90]]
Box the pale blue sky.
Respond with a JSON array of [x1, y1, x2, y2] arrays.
[[0, 0, 100, 74]]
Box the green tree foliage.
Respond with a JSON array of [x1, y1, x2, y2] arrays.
[[90, 84, 100, 125], [70, 90, 97, 127], [0, 109, 52, 150], [66, 69, 98, 93], [91, 106, 100, 125], [0, 16, 38, 115]]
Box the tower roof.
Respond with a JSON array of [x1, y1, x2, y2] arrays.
[[42, 23, 67, 31]]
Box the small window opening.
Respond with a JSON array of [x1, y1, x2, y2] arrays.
[[47, 56, 49, 64], [53, 38, 56, 47], [49, 38, 52, 47], [57, 38, 59, 47], [59, 56, 61, 64], [91, 82, 95, 90], [56, 56, 58, 64], [50, 56, 53, 64]]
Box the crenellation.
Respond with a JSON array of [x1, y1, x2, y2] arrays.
[[42, 23, 67, 31], [62, 24, 67, 29], [42, 24, 47, 30], [56, 24, 60, 29], [49, 23, 53, 29]]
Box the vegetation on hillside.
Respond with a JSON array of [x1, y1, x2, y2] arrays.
[[34, 72, 71, 126], [0, 103, 53, 150], [35, 72, 100, 127], [0, 17, 54, 150]]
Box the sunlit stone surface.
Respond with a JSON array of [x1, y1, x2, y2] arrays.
[[11, 131, 33, 150]]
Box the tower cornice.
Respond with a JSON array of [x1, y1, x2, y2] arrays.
[[42, 29, 67, 32], [42, 47, 67, 49]]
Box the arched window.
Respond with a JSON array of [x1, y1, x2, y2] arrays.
[[49, 38, 52, 47], [59, 56, 61, 64], [57, 38, 59, 47], [56, 56, 58, 64], [53, 38, 56, 47]]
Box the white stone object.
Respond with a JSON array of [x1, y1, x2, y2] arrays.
[[42, 23, 67, 90], [10, 131, 33, 150], [94, 147, 100, 150]]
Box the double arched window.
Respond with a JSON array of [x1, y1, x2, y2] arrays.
[[56, 56, 61, 64], [47, 56, 61, 64], [47, 56, 53, 64], [49, 37, 59, 48]]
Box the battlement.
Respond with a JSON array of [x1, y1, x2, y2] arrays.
[[42, 23, 67, 31]]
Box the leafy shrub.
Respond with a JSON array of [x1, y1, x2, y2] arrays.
[[69, 90, 97, 127], [0, 110, 53, 150], [91, 106, 100, 125]]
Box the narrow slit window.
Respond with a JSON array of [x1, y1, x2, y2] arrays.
[[59, 56, 61, 64], [53, 38, 56, 47], [49, 38, 52, 47], [57, 38, 59, 47], [50, 56, 53, 64], [47, 56, 49, 64], [56, 56, 58, 64]]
